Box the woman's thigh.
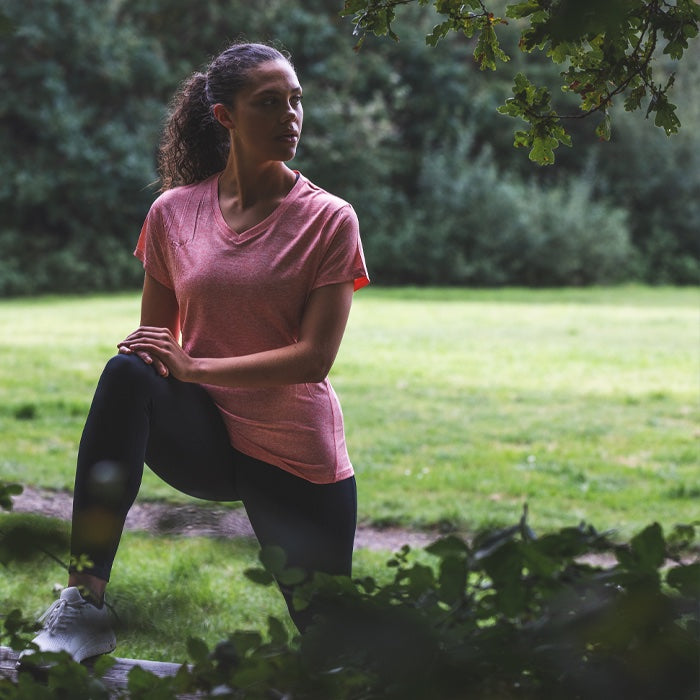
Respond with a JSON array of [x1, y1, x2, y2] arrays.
[[140, 365, 239, 501], [78, 354, 238, 503], [236, 455, 357, 577]]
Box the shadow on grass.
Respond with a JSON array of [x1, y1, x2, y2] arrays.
[[0, 513, 70, 565]]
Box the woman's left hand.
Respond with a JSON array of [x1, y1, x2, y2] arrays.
[[117, 327, 195, 382]]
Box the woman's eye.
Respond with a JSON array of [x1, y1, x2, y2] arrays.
[[259, 95, 301, 107]]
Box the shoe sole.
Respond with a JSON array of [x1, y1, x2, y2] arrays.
[[16, 637, 116, 671]]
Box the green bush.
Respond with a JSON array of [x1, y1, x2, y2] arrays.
[[0, 0, 167, 296], [589, 52, 700, 286], [1, 0, 698, 293], [2, 480, 698, 700], [371, 136, 635, 286]]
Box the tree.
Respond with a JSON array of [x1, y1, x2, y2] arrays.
[[341, 0, 700, 164], [0, 0, 168, 295], [0, 0, 696, 292]]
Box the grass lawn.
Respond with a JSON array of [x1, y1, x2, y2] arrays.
[[338, 286, 700, 538], [0, 286, 697, 659], [0, 512, 392, 661], [0, 286, 698, 538]]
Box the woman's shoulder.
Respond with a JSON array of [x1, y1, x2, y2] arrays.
[[149, 174, 215, 213], [296, 174, 354, 218]]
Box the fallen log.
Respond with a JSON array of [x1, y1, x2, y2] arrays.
[[0, 645, 202, 697]]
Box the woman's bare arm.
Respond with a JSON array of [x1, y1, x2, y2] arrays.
[[118, 280, 354, 387], [119, 273, 180, 377]]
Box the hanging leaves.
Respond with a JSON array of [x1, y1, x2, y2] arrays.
[[341, 0, 700, 164]]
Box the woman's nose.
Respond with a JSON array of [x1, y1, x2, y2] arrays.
[[282, 101, 299, 121]]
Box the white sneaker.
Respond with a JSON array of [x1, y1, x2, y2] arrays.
[[19, 586, 116, 665]]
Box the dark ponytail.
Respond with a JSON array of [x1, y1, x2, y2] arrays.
[[157, 72, 227, 191], [157, 42, 293, 191]]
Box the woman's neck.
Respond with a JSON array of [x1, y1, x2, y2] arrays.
[[218, 159, 296, 210], [216, 160, 298, 234]]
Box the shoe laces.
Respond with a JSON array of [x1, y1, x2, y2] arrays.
[[39, 597, 82, 634]]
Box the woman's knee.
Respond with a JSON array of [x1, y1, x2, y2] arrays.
[[88, 354, 164, 413], [101, 353, 160, 387]]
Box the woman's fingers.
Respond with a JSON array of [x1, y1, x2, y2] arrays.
[[117, 328, 172, 377], [119, 327, 173, 352], [150, 356, 170, 377]]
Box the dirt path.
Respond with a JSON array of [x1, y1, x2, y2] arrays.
[[10, 488, 666, 574], [11, 487, 436, 552]]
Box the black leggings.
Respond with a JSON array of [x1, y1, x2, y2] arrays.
[[70, 354, 357, 630]]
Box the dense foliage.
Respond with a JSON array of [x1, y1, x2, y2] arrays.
[[0, 0, 698, 294], [344, 0, 700, 163], [2, 483, 698, 699]]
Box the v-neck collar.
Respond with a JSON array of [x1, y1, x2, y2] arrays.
[[211, 171, 302, 243]]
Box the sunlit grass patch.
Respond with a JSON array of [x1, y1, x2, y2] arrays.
[[1, 287, 698, 538]]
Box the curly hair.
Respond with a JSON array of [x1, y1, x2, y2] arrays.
[[157, 43, 293, 191]]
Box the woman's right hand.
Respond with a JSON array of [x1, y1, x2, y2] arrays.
[[118, 342, 170, 377]]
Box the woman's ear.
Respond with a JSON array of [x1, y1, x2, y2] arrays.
[[212, 103, 235, 130]]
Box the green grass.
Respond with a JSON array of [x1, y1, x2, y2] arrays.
[[0, 513, 393, 660], [0, 286, 698, 659], [339, 286, 700, 537], [1, 286, 698, 538]]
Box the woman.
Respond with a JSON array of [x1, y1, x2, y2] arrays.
[[22, 41, 369, 663]]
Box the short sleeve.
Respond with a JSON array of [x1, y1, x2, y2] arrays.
[[313, 206, 370, 292], [133, 202, 174, 289]]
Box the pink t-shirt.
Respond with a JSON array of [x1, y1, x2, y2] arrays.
[[134, 171, 369, 483]]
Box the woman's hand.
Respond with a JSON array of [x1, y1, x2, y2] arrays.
[[118, 327, 194, 381], [119, 278, 354, 388]]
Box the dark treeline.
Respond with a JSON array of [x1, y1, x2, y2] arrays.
[[1, 0, 698, 295]]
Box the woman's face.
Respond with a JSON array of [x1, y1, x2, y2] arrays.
[[227, 59, 303, 164]]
